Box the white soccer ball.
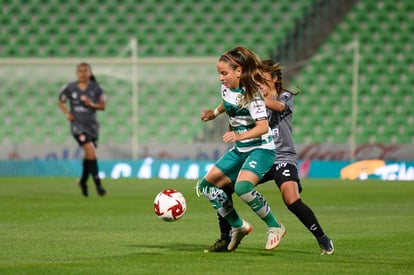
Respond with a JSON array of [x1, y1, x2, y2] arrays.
[[153, 189, 187, 221]]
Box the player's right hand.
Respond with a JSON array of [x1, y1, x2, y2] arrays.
[[65, 113, 74, 121], [200, 108, 214, 122]]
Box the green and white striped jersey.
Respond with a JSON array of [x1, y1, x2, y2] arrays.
[[221, 84, 275, 153]]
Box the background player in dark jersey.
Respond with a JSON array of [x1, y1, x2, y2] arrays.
[[58, 62, 107, 197], [201, 60, 334, 255]]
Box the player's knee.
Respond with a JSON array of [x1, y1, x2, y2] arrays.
[[281, 181, 301, 206], [284, 197, 297, 207], [287, 198, 302, 209], [234, 180, 254, 196]]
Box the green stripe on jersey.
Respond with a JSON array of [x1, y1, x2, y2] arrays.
[[221, 85, 275, 152]]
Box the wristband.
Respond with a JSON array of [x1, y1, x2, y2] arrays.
[[213, 108, 220, 117]]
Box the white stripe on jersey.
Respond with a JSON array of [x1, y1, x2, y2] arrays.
[[221, 84, 275, 152]]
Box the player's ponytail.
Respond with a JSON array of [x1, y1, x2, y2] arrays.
[[262, 59, 300, 96]]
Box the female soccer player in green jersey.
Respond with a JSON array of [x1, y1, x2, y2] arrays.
[[197, 47, 286, 252], [201, 60, 334, 255]]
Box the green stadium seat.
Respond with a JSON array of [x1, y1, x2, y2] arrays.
[[1, 0, 412, 145]]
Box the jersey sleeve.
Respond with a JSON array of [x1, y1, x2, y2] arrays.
[[247, 97, 267, 121], [96, 84, 106, 103], [280, 91, 294, 113], [58, 84, 70, 103]]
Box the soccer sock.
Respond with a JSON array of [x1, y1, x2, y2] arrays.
[[218, 186, 233, 241], [80, 159, 89, 183], [287, 199, 325, 239], [234, 180, 280, 228], [218, 212, 231, 242], [86, 159, 102, 187], [198, 178, 242, 228]]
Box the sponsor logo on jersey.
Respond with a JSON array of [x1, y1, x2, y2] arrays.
[[248, 160, 257, 168], [282, 169, 291, 177], [275, 162, 287, 171]]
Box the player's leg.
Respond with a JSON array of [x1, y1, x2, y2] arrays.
[[204, 185, 233, 253], [234, 149, 285, 250], [77, 158, 89, 197], [198, 150, 252, 251], [277, 163, 334, 255], [83, 136, 106, 196], [198, 167, 243, 228], [73, 134, 89, 197]]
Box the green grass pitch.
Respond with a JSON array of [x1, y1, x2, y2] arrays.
[[0, 177, 413, 274]]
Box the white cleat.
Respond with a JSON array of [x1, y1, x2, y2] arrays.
[[227, 220, 253, 251], [265, 224, 286, 250]]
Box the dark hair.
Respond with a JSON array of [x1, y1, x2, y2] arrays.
[[89, 74, 97, 82], [261, 59, 299, 96], [219, 46, 270, 104], [77, 62, 98, 82]]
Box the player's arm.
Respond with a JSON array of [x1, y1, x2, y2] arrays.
[[200, 101, 224, 122], [264, 93, 286, 112], [224, 97, 268, 142], [237, 119, 269, 140], [81, 94, 106, 111], [58, 88, 74, 121], [223, 119, 268, 143]]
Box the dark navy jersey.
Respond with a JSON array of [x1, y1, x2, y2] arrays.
[[59, 81, 105, 139], [266, 90, 297, 165]]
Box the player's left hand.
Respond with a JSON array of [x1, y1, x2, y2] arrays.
[[80, 95, 92, 106], [223, 131, 239, 143]]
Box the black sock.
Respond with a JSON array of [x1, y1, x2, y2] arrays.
[[218, 212, 231, 242], [86, 159, 102, 187], [288, 199, 325, 239], [80, 159, 89, 184], [218, 185, 233, 242]]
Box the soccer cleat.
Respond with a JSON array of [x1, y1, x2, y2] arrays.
[[319, 238, 334, 255], [265, 224, 286, 250], [227, 220, 253, 251], [96, 185, 107, 197], [203, 239, 230, 253], [78, 180, 88, 197]]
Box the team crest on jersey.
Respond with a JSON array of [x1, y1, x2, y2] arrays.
[[72, 92, 77, 99], [236, 94, 243, 106]]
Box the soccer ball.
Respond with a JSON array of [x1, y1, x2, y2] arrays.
[[153, 189, 187, 221]]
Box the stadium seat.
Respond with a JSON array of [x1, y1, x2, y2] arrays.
[[289, 0, 413, 145], [2, 0, 412, 146]]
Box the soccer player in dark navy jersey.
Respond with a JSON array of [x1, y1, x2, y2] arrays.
[[58, 62, 107, 197], [201, 60, 334, 255]]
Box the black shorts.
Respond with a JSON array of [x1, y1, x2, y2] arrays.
[[259, 162, 302, 193], [73, 133, 98, 148]]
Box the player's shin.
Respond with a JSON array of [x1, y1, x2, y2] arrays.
[[235, 180, 281, 228], [198, 178, 242, 228]]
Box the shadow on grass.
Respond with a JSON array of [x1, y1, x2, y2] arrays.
[[126, 243, 206, 252], [125, 243, 315, 257]]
